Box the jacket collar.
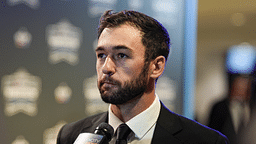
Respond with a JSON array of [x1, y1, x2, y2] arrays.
[[151, 103, 183, 144]]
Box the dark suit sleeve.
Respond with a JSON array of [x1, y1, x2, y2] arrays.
[[216, 134, 230, 144], [56, 123, 83, 144], [56, 112, 108, 144], [56, 123, 79, 144], [57, 125, 65, 144], [208, 100, 229, 131]]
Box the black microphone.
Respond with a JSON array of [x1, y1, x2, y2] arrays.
[[73, 122, 114, 144]]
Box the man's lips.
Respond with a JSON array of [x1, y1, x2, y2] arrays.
[[100, 76, 118, 84], [100, 80, 118, 87], [102, 82, 114, 86], [102, 81, 115, 84], [100, 81, 118, 92]]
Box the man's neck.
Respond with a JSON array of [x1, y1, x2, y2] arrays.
[[110, 91, 156, 123]]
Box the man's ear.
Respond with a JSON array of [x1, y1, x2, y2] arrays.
[[150, 56, 166, 79]]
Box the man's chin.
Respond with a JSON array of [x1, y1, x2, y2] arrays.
[[101, 96, 119, 105], [100, 93, 126, 105], [100, 91, 114, 102]]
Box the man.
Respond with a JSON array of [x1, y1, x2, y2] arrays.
[[208, 74, 252, 144], [57, 10, 229, 144]]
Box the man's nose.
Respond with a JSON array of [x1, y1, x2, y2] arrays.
[[102, 57, 116, 76]]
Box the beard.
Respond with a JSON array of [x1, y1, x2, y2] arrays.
[[98, 63, 150, 105]]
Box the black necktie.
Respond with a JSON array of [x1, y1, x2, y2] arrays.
[[115, 124, 132, 144]]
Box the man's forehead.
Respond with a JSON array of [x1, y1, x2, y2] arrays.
[[96, 24, 145, 54]]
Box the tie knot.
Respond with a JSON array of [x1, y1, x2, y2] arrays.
[[116, 124, 132, 144]]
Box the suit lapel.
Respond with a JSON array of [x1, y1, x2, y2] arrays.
[[80, 112, 108, 133], [151, 103, 183, 144]]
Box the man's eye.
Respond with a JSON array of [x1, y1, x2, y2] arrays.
[[117, 53, 128, 59], [97, 53, 106, 59]]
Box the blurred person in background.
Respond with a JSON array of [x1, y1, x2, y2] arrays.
[[208, 73, 254, 144], [238, 70, 256, 144]]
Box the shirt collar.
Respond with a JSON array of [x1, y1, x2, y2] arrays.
[[108, 95, 161, 139], [108, 106, 123, 134]]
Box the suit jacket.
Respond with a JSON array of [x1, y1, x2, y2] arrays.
[[208, 98, 238, 144], [57, 103, 229, 144]]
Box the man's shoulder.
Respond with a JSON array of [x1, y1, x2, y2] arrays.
[[175, 112, 229, 143], [57, 112, 108, 144], [62, 112, 108, 133], [157, 104, 229, 143], [178, 114, 225, 135]]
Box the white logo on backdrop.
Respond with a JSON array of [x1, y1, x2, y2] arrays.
[[43, 121, 67, 144], [156, 76, 176, 111], [1, 68, 41, 116], [13, 27, 32, 49], [88, 0, 117, 17], [54, 82, 72, 104], [7, 0, 40, 9], [12, 135, 29, 144], [84, 75, 108, 115], [46, 18, 83, 65]]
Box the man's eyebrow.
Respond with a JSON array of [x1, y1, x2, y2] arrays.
[[95, 46, 104, 52], [95, 45, 133, 52]]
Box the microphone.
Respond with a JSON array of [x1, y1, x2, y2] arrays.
[[74, 122, 114, 144]]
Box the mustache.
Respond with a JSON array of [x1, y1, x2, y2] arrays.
[[99, 77, 121, 86]]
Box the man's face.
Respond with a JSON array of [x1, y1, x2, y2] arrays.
[[231, 76, 252, 101], [96, 24, 150, 105]]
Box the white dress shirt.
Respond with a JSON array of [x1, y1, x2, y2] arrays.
[[229, 99, 250, 133], [108, 95, 161, 144]]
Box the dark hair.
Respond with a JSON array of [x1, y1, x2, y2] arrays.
[[98, 10, 170, 63]]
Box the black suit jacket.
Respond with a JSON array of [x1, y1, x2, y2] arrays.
[[57, 103, 229, 144], [208, 98, 237, 144]]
